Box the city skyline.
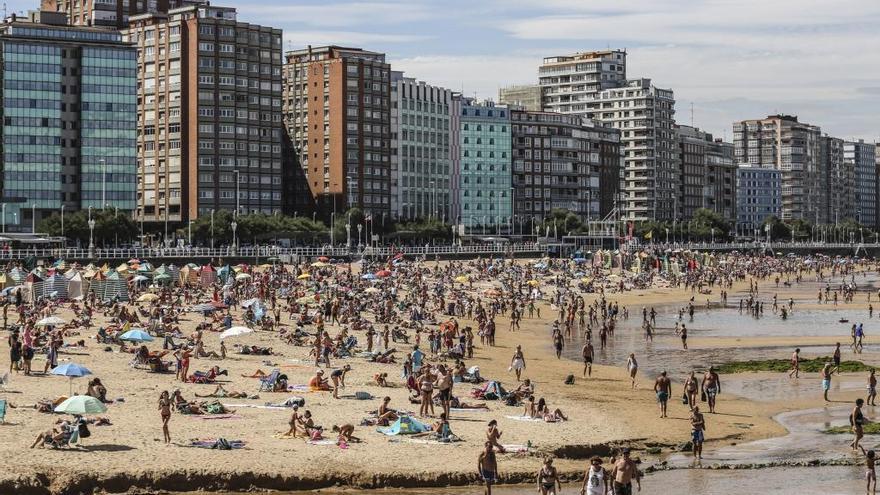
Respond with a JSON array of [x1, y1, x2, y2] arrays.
[[5, 0, 877, 141]]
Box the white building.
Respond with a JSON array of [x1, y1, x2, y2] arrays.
[[539, 49, 626, 116], [588, 78, 678, 222]]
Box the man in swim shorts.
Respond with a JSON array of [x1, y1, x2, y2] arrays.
[[653, 371, 672, 418]]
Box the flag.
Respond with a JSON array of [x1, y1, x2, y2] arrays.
[[365, 214, 372, 222], [644, 231, 653, 240]]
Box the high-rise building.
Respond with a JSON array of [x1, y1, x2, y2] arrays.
[[822, 135, 851, 224], [736, 165, 781, 236], [459, 99, 511, 232], [510, 110, 620, 230], [283, 45, 392, 219], [539, 50, 626, 116], [733, 115, 822, 222], [41, 0, 189, 29], [124, 3, 284, 226], [0, 10, 137, 231], [845, 139, 878, 228], [589, 78, 678, 222], [677, 125, 737, 222], [498, 84, 542, 112], [390, 72, 455, 221]]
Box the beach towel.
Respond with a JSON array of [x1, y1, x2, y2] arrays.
[[307, 439, 337, 445], [505, 415, 544, 422], [189, 438, 246, 449], [0, 400, 6, 423], [502, 444, 530, 452], [225, 404, 288, 410], [451, 407, 487, 413], [376, 415, 430, 436], [192, 414, 240, 420]]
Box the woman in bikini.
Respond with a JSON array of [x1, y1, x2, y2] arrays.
[[486, 420, 506, 453], [158, 391, 171, 444], [537, 457, 561, 495]]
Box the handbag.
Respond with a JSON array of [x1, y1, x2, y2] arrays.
[[681, 392, 689, 405], [700, 391, 707, 402]]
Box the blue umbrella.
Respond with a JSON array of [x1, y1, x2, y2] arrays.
[[361, 273, 377, 280], [51, 363, 93, 396], [119, 329, 154, 343]]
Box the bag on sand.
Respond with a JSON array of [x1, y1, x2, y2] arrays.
[[681, 392, 689, 405], [564, 374, 575, 385], [700, 391, 707, 402]]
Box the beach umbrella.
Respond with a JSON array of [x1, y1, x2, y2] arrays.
[[310, 261, 329, 268], [317, 256, 329, 262], [220, 326, 254, 340], [37, 316, 66, 326], [137, 293, 159, 302], [454, 275, 469, 283], [54, 395, 107, 415], [155, 273, 171, 281], [51, 363, 93, 395], [132, 275, 149, 283], [297, 273, 311, 280], [119, 329, 154, 343], [375, 270, 392, 278], [527, 279, 540, 286], [1, 285, 23, 296], [235, 273, 251, 281], [361, 273, 377, 280]]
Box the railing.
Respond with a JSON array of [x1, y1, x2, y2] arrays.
[[0, 243, 545, 261]]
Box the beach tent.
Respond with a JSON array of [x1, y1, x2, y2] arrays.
[[167, 264, 181, 285], [7, 267, 26, 285], [44, 272, 68, 300], [103, 270, 129, 302], [24, 271, 45, 303], [200, 264, 217, 286], [217, 265, 232, 283], [66, 272, 84, 300], [377, 415, 430, 436]]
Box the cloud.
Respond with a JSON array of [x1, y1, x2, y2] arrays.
[[238, 2, 434, 28], [284, 31, 431, 49]]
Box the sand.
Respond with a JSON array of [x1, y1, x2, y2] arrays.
[[0, 261, 869, 494]]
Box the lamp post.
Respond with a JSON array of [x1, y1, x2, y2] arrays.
[[60, 204, 65, 240], [88, 207, 96, 258], [210, 209, 215, 249], [230, 220, 238, 254], [330, 212, 336, 246], [711, 227, 715, 244], [30, 203, 35, 234], [188, 220, 193, 246], [100, 158, 106, 209], [357, 223, 362, 249], [234, 170, 241, 216], [345, 212, 351, 249], [665, 228, 669, 244]]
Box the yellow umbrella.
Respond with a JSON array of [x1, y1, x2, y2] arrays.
[[310, 261, 329, 268], [527, 280, 540, 286], [454, 275, 469, 283], [137, 293, 160, 302], [297, 273, 311, 280]]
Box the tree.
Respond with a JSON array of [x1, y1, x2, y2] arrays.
[[761, 216, 790, 241], [38, 209, 137, 247]]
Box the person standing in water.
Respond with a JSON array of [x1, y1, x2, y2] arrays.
[[822, 362, 833, 402], [580, 456, 610, 495], [478, 441, 498, 495], [868, 369, 877, 407], [788, 348, 801, 378], [654, 371, 672, 418]]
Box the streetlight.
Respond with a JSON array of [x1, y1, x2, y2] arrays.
[[60, 205, 65, 240], [231, 220, 238, 253], [330, 212, 336, 246], [357, 223, 363, 248], [100, 158, 106, 209], [233, 170, 241, 217], [711, 227, 715, 244], [88, 206, 96, 257], [210, 209, 215, 249], [188, 220, 193, 246], [665, 228, 669, 244], [30, 203, 35, 234], [345, 211, 352, 249]]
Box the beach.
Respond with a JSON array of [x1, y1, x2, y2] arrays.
[[0, 255, 877, 494]]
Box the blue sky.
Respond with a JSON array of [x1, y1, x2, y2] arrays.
[[10, 0, 880, 141]]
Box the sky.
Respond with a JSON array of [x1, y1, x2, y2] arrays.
[[9, 0, 880, 141]]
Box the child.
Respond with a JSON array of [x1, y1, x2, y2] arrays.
[[868, 450, 877, 495]]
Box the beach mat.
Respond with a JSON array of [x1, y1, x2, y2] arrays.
[[505, 415, 544, 422]]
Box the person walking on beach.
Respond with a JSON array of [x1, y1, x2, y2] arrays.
[[701, 367, 721, 413], [478, 441, 498, 495], [832, 342, 842, 374], [822, 362, 833, 402], [851, 398, 867, 454], [537, 457, 561, 495], [690, 406, 706, 461], [654, 371, 672, 418], [866, 450, 876, 495], [158, 391, 171, 444], [510, 345, 526, 382], [582, 340, 594, 378], [611, 448, 639, 494], [580, 456, 610, 495], [626, 353, 638, 389], [684, 371, 699, 410], [868, 369, 877, 406], [788, 348, 801, 378]]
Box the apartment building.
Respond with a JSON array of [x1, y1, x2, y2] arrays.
[[390, 72, 455, 221], [510, 110, 621, 230], [283, 45, 392, 219], [459, 99, 512, 231], [124, 3, 284, 225], [822, 135, 852, 224], [736, 165, 781, 235], [844, 139, 878, 228], [498, 84, 542, 112], [677, 125, 737, 222], [589, 78, 678, 222], [539, 49, 626, 116], [41, 0, 188, 29], [733, 115, 822, 222], [0, 10, 136, 231]]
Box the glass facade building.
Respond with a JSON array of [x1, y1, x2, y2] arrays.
[[459, 99, 512, 231], [0, 13, 136, 230]]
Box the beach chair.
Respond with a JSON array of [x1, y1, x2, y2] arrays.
[[259, 369, 281, 392], [0, 399, 7, 424], [0, 372, 8, 389]]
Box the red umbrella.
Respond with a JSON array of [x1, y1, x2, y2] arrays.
[[317, 256, 330, 262], [375, 270, 392, 278]]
